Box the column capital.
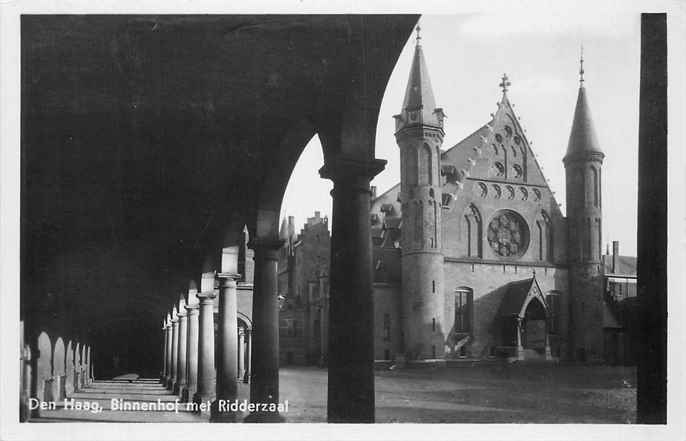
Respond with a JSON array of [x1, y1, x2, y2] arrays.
[[197, 290, 217, 300], [185, 303, 200, 312], [217, 272, 241, 283], [177, 309, 188, 318], [171, 316, 179, 323], [319, 155, 386, 183]]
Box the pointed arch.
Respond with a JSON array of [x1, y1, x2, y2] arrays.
[[420, 143, 432, 185], [464, 204, 482, 258], [591, 166, 599, 207], [540, 209, 553, 261]]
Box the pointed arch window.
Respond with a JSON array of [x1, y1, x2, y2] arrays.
[[464, 204, 483, 258], [591, 167, 599, 207], [540, 210, 553, 261], [420, 143, 432, 186], [536, 221, 544, 260]]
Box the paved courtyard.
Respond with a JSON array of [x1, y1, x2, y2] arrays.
[[33, 364, 636, 423], [279, 364, 636, 423]]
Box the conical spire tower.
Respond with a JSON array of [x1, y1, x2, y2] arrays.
[[563, 50, 606, 362], [564, 50, 604, 161], [394, 26, 445, 132]]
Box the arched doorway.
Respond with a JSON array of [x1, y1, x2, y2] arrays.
[[521, 297, 548, 356]]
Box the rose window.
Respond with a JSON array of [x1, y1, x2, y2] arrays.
[[487, 210, 529, 258]]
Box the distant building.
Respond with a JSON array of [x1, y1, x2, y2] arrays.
[[276, 31, 638, 365]]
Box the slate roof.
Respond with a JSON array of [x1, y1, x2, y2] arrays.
[[565, 85, 603, 160], [601, 254, 637, 276], [496, 277, 535, 317]]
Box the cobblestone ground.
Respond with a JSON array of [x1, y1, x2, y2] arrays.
[[32, 364, 636, 423]]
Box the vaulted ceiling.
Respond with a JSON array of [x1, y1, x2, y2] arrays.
[[21, 15, 418, 370]]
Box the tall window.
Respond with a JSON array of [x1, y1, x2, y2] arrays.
[[420, 143, 432, 185], [454, 288, 474, 333], [537, 220, 543, 260], [591, 167, 599, 207]]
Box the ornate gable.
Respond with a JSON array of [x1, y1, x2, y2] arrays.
[[441, 75, 562, 215]]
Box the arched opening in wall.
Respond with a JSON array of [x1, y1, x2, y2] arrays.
[[591, 166, 599, 207], [464, 204, 482, 258], [464, 215, 472, 257], [452, 287, 473, 357], [522, 298, 547, 355], [280, 135, 331, 235], [421, 143, 432, 185], [237, 316, 252, 383], [536, 220, 544, 260], [541, 210, 553, 261]]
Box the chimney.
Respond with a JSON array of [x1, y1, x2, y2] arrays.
[[612, 241, 619, 273]]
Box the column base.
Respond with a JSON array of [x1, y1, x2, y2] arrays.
[[192, 392, 216, 412], [173, 381, 185, 396], [210, 400, 238, 422], [243, 411, 285, 423], [242, 372, 250, 384], [181, 386, 196, 403]]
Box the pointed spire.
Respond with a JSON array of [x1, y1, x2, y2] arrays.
[[394, 23, 444, 131], [564, 51, 603, 160], [499, 73, 511, 95], [579, 45, 585, 85]]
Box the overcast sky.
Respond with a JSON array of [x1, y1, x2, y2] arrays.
[[281, 13, 640, 256]]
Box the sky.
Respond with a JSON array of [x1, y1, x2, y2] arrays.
[[280, 13, 641, 256]]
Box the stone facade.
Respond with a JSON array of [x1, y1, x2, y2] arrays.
[[275, 37, 636, 365]]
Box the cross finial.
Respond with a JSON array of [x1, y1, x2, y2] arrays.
[[416, 25, 421, 44], [499, 73, 511, 94], [579, 45, 585, 85]]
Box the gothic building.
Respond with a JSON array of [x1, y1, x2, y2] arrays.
[[278, 32, 636, 365]]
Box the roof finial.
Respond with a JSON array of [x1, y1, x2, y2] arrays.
[[499, 73, 511, 94], [416, 24, 421, 45], [579, 45, 585, 85]]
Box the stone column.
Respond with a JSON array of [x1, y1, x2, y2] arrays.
[[211, 271, 240, 422], [544, 319, 553, 360], [238, 328, 246, 380], [193, 290, 217, 405], [84, 346, 90, 387], [74, 344, 81, 392], [244, 330, 251, 384], [169, 308, 179, 391], [183, 296, 200, 402], [165, 314, 173, 387], [20, 345, 32, 422], [175, 299, 188, 396], [515, 317, 524, 361], [161, 319, 168, 382], [319, 156, 385, 423], [244, 237, 284, 422]]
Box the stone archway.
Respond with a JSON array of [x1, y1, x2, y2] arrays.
[[237, 315, 252, 383], [521, 297, 547, 356]]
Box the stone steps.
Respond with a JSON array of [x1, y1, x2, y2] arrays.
[[31, 376, 209, 422]]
